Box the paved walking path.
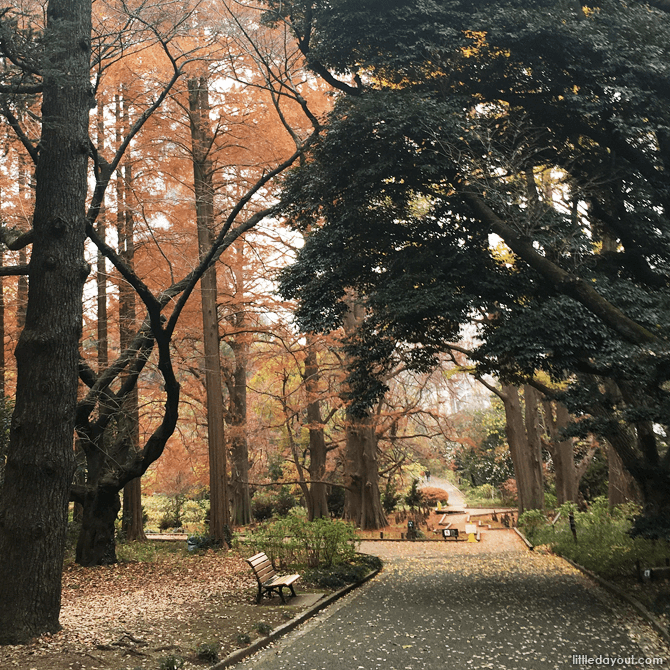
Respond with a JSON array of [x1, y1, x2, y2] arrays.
[[424, 475, 467, 509], [237, 532, 669, 670]]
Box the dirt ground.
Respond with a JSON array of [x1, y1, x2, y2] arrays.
[[0, 549, 323, 670]]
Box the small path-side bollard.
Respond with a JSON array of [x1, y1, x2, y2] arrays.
[[407, 520, 417, 541], [569, 512, 578, 543]]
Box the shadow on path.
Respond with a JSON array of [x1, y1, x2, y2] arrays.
[[237, 533, 669, 669]]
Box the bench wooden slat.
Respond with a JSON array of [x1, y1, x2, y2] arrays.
[[248, 554, 270, 567], [247, 552, 300, 604], [256, 566, 275, 581]]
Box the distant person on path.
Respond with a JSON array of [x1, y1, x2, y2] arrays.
[[425, 470, 430, 482]]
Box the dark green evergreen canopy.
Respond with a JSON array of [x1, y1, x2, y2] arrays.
[[275, 0, 670, 532]]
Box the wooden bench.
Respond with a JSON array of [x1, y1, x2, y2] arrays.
[[246, 552, 300, 604]]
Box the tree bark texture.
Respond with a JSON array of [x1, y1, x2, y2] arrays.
[[229, 328, 251, 526], [523, 385, 545, 506], [16, 154, 30, 332], [188, 77, 230, 540], [542, 399, 578, 505], [500, 385, 544, 513], [343, 414, 387, 529], [0, 249, 4, 399], [75, 487, 120, 567], [305, 339, 329, 520], [117, 156, 145, 544], [341, 295, 386, 529], [0, 0, 92, 643], [607, 443, 639, 509], [586, 380, 670, 520]]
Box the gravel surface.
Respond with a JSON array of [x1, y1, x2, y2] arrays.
[[237, 532, 670, 669]]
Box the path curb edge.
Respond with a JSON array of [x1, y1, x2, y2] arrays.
[[210, 562, 382, 669], [515, 528, 670, 646], [561, 556, 670, 647]]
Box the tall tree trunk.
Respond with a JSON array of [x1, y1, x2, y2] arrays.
[[74, 94, 109, 528], [542, 399, 578, 504], [305, 338, 329, 520], [341, 295, 386, 529], [96, 96, 109, 374], [0, 248, 4, 400], [343, 414, 387, 529], [500, 384, 526, 511], [0, 0, 92, 643], [188, 76, 229, 541], [500, 384, 544, 513], [523, 385, 545, 506], [607, 442, 639, 509], [228, 245, 251, 526], [118, 158, 145, 543], [76, 90, 146, 564], [16, 154, 30, 331]]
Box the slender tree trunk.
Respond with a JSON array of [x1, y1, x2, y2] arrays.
[[74, 95, 109, 528], [305, 339, 329, 520], [16, 155, 30, 331], [228, 246, 251, 525], [0, 248, 4, 400], [229, 344, 251, 525], [188, 76, 230, 541], [0, 0, 92, 643], [118, 159, 145, 543], [96, 96, 109, 374], [501, 384, 526, 511], [76, 91, 146, 563]]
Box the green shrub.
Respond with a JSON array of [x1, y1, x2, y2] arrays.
[[463, 483, 505, 507], [195, 642, 219, 662], [158, 654, 184, 670], [303, 553, 381, 588], [477, 483, 496, 500], [251, 492, 276, 521], [326, 485, 345, 517], [236, 633, 251, 646], [518, 509, 548, 544], [254, 622, 272, 636], [158, 494, 185, 530], [187, 534, 222, 552], [381, 481, 401, 513], [250, 486, 298, 521], [530, 499, 669, 579], [544, 491, 558, 510], [247, 514, 359, 569], [404, 479, 424, 510]]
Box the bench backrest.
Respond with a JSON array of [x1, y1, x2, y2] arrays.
[[247, 552, 277, 584]]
